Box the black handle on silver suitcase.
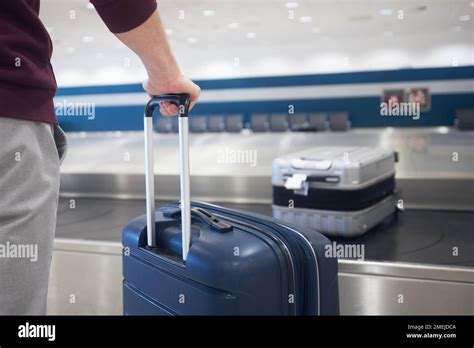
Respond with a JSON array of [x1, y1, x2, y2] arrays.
[[144, 93, 192, 261]]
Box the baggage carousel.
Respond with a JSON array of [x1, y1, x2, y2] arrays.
[[47, 128, 474, 315], [55, 197, 474, 267]]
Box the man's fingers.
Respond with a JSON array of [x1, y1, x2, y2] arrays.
[[159, 102, 178, 117], [162, 101, 178, 115], [165, 102, 179, 115], [159, 108, 169, 116], [142, 80, 154, 98], [159, 102, 173, 116], [190, 86, 201, 110], [142, 77, 200, 114]]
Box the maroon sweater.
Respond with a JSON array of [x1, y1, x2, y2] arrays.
[[0, 0, 157, 124]]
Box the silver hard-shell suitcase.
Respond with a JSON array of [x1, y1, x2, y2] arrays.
[[272, 146, 397, 237]]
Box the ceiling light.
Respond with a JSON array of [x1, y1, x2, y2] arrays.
[[202, 10, 216, 17], [246, 32, 256, 39], [165, 28, 173, 35], [379, 9, 393, 16], [299, 16, 313, 23], [459, 15, 471, 21], [81, 36, 94, 43], [187, 37, 198, 43], [285, 2, 299, 9], [228, 22, 239, 29], [436, 126, 449, 134]]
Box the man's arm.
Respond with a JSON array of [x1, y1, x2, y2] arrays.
[[115, 11, 200, 116], [90, 1, 200, 116]]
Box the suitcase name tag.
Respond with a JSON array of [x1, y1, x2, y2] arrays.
[[284, 174, 309, 196]]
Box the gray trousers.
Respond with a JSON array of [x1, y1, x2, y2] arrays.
[[0, 117, 66, 315]]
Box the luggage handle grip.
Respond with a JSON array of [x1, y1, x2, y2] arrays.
[[145, 93, 191, 118], [144, 93, 192, 261]]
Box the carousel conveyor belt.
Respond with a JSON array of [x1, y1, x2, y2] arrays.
[[55, 197, 474, 267]]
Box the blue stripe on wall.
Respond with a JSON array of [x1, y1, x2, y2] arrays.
[[196, 66, 474, 90], [56, 66, 474, 96], [56, 66, 474, 131], [58, 93, 474, 131]]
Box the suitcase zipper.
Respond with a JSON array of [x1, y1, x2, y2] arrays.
[[274, 223, 320, 315], [205, 212, 298, 316], [194, 202, 320, 315]]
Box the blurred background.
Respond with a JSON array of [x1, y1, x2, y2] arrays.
[[44, 0, 473, 84], [39, 0, 473, 316]]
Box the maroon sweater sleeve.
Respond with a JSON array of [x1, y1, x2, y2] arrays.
[[90, 0, 157, 33]]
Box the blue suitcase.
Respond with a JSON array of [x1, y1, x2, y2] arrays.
[[122, 94, 339, 315]]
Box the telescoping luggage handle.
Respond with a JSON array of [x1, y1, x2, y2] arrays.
[[144, 93, 192, 261]]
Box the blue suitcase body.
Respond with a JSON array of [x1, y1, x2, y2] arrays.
[[122, 94, 339, 315], [122, 201, 339, 315]]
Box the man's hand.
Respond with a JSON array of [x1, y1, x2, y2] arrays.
[[115, 10, 200, 117], [143, 73, 200, 116]]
